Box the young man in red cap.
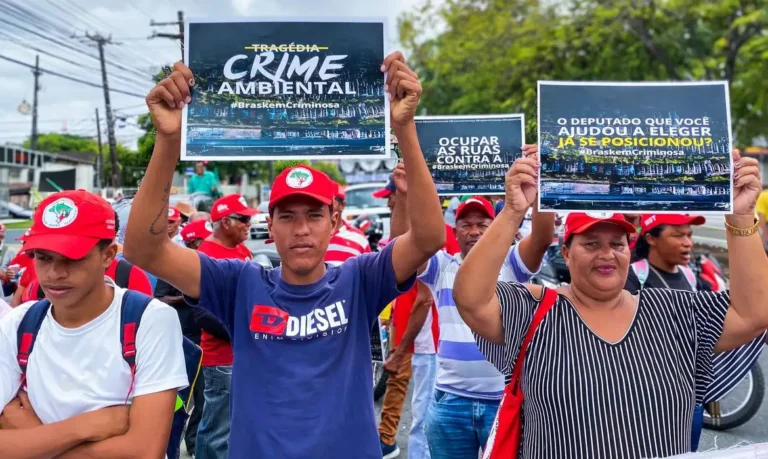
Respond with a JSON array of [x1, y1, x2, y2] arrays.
[[190, 192, 254, 459], [124, 52, 445, 459], [168, 206, 185, 246], [0, 190, 187, 458], [415, 148, 555, 457]]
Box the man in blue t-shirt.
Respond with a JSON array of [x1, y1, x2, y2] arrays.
[[123, 53, 447, 459]]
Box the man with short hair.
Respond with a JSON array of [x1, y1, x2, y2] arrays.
[[193, 193, 255, 459], [419, 174, 554, 457], [0, 190, 187, 458], [123, 53, 445, 458], [188, 161, 219, 197]]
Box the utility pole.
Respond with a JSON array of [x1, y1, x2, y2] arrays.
[[83, 33, 120, 187], [95, 108, 103, 190], [30, 55, 41, 150], [150, 10, 184, 61]]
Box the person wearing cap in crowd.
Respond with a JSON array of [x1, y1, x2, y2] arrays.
[[179, 193, 254, 459], [188, 161, 219, 197], [413, 145, 554, 458], [0, 190, 187, 458], [324, 182, 372, 266], [5, 230, 32, 304], [154, 217, 213, 455], [167, 206, 185, 246], [0, 222, 16, 268], [124, 53, 445, 459], [375, 174, 460, 256], [455, 150, 768, 458], [0, 222, 19, 301], [376, 162, 463, 459], [626, 213, 766, 451]]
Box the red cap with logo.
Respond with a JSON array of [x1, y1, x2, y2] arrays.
[[181, 219, 213, 242], [23, 190, 116, 260], [168, 206, 181, 222], [211, 194, 258, 222], [455, 196, 495, 221], [269, 166, 334, 212], [640, 214, 706, 235], [563, 212, 637, 242]]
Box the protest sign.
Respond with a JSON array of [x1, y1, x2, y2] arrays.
[[415, 114, 524, 195], [538, 82, 733, 213], [182, 18, 388, 160]]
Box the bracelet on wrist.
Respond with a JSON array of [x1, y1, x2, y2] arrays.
[[724, 218, 759, 236]]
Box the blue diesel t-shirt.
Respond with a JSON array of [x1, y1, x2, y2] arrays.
[[192, 241, 414, 458]]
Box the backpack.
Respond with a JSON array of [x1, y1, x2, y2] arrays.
[[24, 258, 134, 303], [16, 290, 203, 459], [631, 259, 697, 291]]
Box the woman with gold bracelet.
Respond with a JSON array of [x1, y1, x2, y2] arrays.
[[454, 149, 768, 459]]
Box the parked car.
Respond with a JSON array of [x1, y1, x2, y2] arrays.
[[0, 201, 33, 219], [341, 183, 391, 238], [250, 202, 270, 239]]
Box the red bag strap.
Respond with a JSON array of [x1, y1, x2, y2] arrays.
[[509, 287, 558, 395]]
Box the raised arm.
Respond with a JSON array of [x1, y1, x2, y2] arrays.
[[388, 163, 409, 240], [122, 62, 202, 298], [715, 151, 768, 352], [385, 53, 445, 283], [453, 156, 539, 344], [516, 145, 555, 273]]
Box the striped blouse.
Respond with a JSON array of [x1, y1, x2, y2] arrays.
[[477, 283, 731, 459]]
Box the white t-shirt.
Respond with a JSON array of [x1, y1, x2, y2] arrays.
[[0, 298, 11, 321], [0, 279, 188, 425]]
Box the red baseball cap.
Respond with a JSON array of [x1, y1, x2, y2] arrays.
[[456, 196, 494, 221], [640, 214, 706, 235], [269, 166, 334, 212], [23, 190, 116, 260], [16, 228, 30, 242], [181, 219, 213, 242], [372, 175, 396, 199], [563, 212, 637, 242], [211, 194, 258, 222], [168, 206, 181, 222], [335, 183, 346, 201]]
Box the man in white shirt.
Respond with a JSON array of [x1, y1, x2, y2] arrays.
[[0, 190, 188, 458]]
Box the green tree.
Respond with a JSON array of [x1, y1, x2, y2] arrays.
[[399, 0, 768, 144]]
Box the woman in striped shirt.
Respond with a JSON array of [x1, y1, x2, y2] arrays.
[[453, 149, 768, 458]]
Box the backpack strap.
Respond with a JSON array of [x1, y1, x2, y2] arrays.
[[509, 288, 558, 396], [115, 258, 133, 289], [679, 266, 698, 291], [16, 300, 52, 389], [631, 259, 649, 289], [119, 290, 153, 403]]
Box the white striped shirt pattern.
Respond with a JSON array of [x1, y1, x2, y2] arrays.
[[477, 283, 731, 459], [418, 245, 536, 400]]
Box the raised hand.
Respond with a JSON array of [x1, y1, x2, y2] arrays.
[[382, 52, 422, 128], [732, 149, 762, 217], [504, 154, 540, 215], [392, 161, 407, 194], [146, 62, 195, 138]]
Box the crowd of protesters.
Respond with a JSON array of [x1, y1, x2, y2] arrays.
[[0, 50, 766, 459]]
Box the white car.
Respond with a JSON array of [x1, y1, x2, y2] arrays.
[[341, 183, 391, 238], [250, 202, 270, 239]]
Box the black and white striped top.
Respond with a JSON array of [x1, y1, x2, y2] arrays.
[[477, 282, 731, 459]]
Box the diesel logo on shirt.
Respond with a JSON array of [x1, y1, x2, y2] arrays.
[[250, 301, 349, 341]]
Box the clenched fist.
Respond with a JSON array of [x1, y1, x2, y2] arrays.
[[382, 52, 422, 128], [146, 62, 195, 138], [503, 145, 540, 215]]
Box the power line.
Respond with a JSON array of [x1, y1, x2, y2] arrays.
[[0, 54, 145, 98]]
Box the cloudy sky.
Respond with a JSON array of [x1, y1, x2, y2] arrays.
[[0, 0, 435, 150]]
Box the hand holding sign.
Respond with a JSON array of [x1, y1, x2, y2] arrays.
[[504, 154, 540, 215], [383, 51, 421, 128], [732, 149, 762, 217], [146, 62, 195, 138]]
